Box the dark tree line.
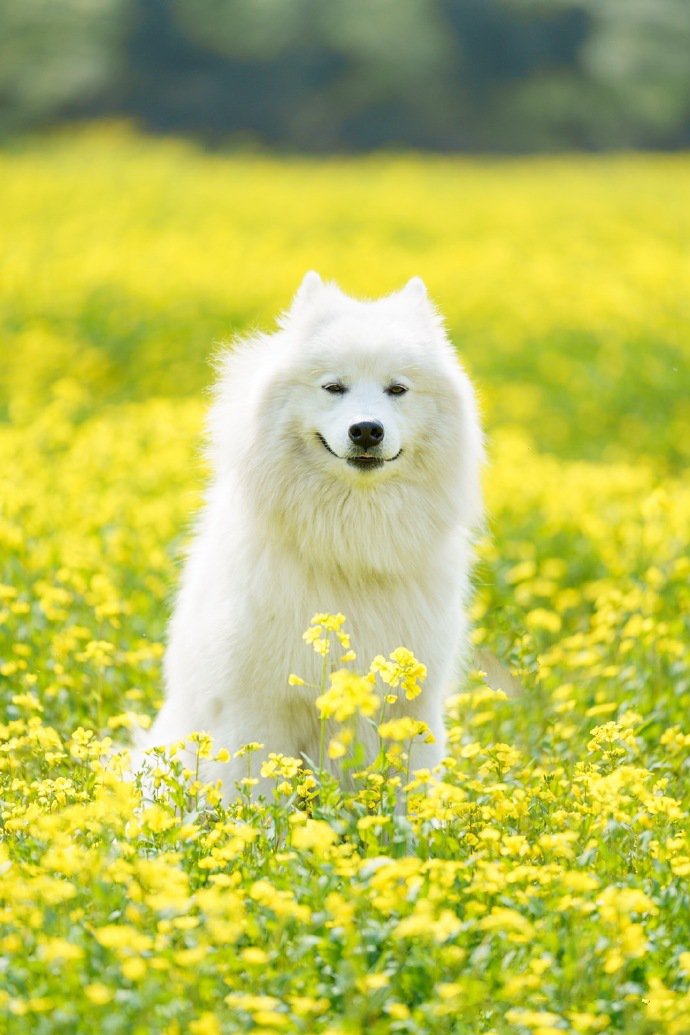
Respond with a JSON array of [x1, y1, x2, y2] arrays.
[[1, 0, 689, 152]]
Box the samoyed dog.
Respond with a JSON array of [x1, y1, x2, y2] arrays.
[[145, 272, 484, 795]]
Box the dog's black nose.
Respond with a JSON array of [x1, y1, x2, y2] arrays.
[[348, 420, 384, 450]]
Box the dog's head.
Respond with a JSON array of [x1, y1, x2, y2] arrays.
[[272, 272, 480, 490], [211, 273, 484, 570]]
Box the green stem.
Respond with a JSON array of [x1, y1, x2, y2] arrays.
[[319, 714, 327, 774], [318, 649, 329, 776], [404, 738, 413, 806]]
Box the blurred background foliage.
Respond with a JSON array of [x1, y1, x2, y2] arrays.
[[1, 0, 690, 152], [2, 132, 688, 472]]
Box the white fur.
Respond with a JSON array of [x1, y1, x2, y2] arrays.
[[145, 274, 484, 796]]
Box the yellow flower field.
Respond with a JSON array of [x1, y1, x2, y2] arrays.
[[1, 127, 689, 1033]]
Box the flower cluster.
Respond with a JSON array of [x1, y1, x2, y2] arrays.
[[370, 647, 427, 701], [302, 612, 354, 660]]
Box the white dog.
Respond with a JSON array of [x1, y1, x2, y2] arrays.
[[145, 273, 484, 794]]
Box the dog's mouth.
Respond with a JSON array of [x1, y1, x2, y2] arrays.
[[347, 455, 385, 471], [316, 433, 400, 470]]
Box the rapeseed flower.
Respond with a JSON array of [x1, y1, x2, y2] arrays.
[[315, 669, 379, 722]]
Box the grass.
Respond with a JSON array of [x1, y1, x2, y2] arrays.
[[1, 126, 689, 1034]]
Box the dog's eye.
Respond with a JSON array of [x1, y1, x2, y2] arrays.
[[386, 384, 408, 396], [323, 383, 346, 395]]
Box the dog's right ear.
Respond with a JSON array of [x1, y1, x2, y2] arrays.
[[278, 271, 330, 330], [290, 270, 324, 312]]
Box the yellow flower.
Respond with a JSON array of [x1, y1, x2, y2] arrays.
[[234, 742, 264, 758], [290, 817, 338, 850], [189, 1014, 222, 1035], [357, 973, 388, 992], [93, 925, 153, 953], [477, 907, 536, 943], [378, 717, 433, 743], [370, 647, 427, 700], [121, 957, 147, 981], [240, 947, 269, 965], [525, 608, 562, 634], [288, 995, 330, 1016], [84, 983, 113, 1005], [260, 753, 303, 779], [328, 735, 349, 759], [315, 669, 379, 722], [38, 937, 84, 963]]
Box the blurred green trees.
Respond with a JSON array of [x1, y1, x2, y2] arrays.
[[1, 0, 689, 151]]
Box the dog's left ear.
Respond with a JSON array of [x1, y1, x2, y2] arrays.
[[399, 276, 444, 334], [401, 276, 429, 303]]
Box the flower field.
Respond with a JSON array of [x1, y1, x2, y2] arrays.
[[1, 127, 689, 1033]]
